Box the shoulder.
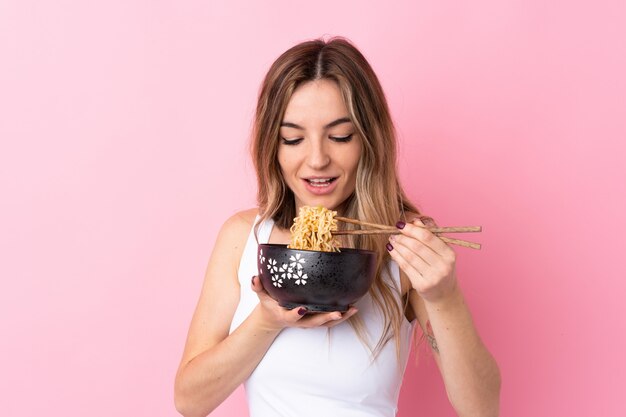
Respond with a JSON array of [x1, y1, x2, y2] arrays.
[[219, 208, 259, 238], [211, 208, 259, 264]]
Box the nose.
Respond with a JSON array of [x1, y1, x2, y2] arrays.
[[306, 138, 331, 170]]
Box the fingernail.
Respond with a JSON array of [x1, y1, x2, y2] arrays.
[[386, 242, 394, 251], [396, 221, 406, 229], [251, 276, 255, 285], [297, 308, 307, 316]]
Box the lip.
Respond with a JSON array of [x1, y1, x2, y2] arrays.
[[303, 175, 338, 180], [301, 177, 339, 196]]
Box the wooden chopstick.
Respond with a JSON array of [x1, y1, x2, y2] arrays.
[[335, 216, 481, 234], [335, 216, 395, 230], [333, 229, 402, 235], [439, 236, 481, 250], [333, 216, 482, 249], [332, 229, 481, 249]]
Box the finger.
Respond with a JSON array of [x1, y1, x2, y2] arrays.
[[398, 220, 457, 282], [408, 220, 448, 255], [251, 275, 277, 304], [297, 310, 343, 328], [251, 275, 264, 292], [324, 307, 358, 328], [286, 305, 310, 323], [401, 221, 452, 260], [386, 239, 428, 285], [415, 215, 436, 228], [413, 218, 455, 256], [390, 231, 436, 265], [391, 233, 457, 283], [390, 232, 440, 266]]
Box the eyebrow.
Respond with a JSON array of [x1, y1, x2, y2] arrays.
[[280, 117, 352, 130]]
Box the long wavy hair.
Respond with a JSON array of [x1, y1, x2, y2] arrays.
[[251, 37, 430, 358]]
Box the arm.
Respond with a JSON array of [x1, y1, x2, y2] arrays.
[[174, 210, 272, 417], [390, 218, 501, 417], [174, 210, 357, 417]]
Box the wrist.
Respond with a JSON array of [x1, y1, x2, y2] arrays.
[[249, 305, 285, 335], [422, 282, 464, 309]]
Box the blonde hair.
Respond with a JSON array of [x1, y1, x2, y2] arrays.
[[251, 36, 430, 358]]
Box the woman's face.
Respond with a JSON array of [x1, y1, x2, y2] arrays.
[[278, 79, 362, 215]]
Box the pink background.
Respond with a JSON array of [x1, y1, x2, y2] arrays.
[[1, 1, 625, 416]]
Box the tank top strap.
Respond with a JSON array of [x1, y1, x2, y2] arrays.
[[254, 215, 275, 244], [230, 214, 275, 334]]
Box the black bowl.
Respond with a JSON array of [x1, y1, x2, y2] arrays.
[[257, 244, 377, 313]]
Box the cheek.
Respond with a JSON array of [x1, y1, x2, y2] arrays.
[[277, 154, 294, 176], [347, 144, 362, 175], [276, 149, 286, 169], [278, 145, 306, 173]]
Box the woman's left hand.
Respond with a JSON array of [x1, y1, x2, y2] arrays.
[[387, 218, 459, 303]]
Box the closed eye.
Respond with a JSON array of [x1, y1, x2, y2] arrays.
[[330, 134, 353, 143], [281, 137, 303, 145], [281, 134, 353, 145]]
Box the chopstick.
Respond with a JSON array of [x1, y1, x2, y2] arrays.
[[333, 216, 482, 250], [439, 236, 481, 250], [332, 229, 481, 250], [335, 216, 481, 233], [335, 216, 396, 230]]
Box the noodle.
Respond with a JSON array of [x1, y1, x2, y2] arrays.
[[288, 206, 340, 252]]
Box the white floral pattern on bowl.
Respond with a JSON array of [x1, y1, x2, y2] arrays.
[[260, 250, 310, 287]]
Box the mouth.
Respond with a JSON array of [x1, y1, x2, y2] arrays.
[[304, 177, 338, 188]]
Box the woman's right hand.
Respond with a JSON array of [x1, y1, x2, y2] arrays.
[[250, 275, 358, 332]]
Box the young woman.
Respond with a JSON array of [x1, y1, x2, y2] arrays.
[[175, 37, 500, 417]]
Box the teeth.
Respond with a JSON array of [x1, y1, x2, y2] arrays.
[[307, 178, 334, 187]]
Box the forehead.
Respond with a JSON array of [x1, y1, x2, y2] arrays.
[[282, 79, 349, 126]]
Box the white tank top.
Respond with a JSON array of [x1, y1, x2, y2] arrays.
[[230, 217, 416, 417]]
